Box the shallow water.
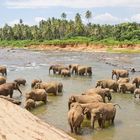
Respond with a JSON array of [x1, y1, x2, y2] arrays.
[[1, 48, 140, 140]]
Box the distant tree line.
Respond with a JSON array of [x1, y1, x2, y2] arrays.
[[0, 11, 140, 41]]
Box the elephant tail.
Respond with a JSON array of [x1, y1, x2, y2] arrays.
[[113, 104, 121, 109]]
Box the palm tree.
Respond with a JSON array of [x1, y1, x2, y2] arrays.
[[85, 10, 92, 24], [61, 12, 67, 20]]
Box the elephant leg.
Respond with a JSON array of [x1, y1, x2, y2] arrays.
[[74, 127, 78, 134], [70, 123, 73, 133], [10, 90, 13, 98], [91, 117, 95, 129], [101, 119, 105, 128], [86, 112, 91, 120], [98, 119, 102, 128], [139, 94, 140, 99], [112, 116, 115, 124]]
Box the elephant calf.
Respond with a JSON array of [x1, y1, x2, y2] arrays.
[[0, 76, 6, 85], [14, 78, 26, 86], [117, 78, 130, 84], [25, 99, 36, 110], [61, 69, 71, 77], [78, 66, 92, 76], [0, 66, 7, 76], [26, 89, 47, 104], [132, 77, 140, 88], [119, 83, 136, 94], [68, 102, 85, 134], [31, 79, 42, 88], [83, 88, 112, 102], [134, 88, 140, 98]]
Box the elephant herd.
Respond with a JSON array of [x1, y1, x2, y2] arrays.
[[49, 64, 92, 76], [67, 68, 140, 134], [0, 65, 63, 110]]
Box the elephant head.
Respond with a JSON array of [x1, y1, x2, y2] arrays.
[[49, 66, 53, 74], [132, 78, 139, 88], [87, 67, 92, 76], [104, 88, 112, 101], [68, 96, 76, 110], [112, 70, 117, 79], [58, 82, 63, 92], [118, 83, 126, 93], [34, 83, 41, 89], [13, 82, 22, 96], [95, 80, 102, 88]]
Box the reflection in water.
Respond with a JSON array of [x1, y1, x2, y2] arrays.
[[1, 48, 140, 140]]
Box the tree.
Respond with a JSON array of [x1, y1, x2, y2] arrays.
[[85, 10, 92, 24], [61, 12, 67, 20]]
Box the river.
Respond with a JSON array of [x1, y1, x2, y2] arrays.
[[0, 48, 140, 140]]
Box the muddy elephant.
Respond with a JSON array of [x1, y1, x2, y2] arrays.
[[83, 88, 112, 103], [90, 103, 117, 129], [61, 69, 71, 77], [68, 94, 103, 110], [25, 99, 36, 110], [117, 78, 130, 84], [112, 69, 129, 80], [49, 64, 69, 75], [34, 82, 63, 95], [0, 66, 7, 76], [132, 77, 140, 88], [14, 78, 26, 86], [68, 102, 85, 134], [119, 83, 136, 94], [31, 79, 42, 88], [26, 89, 47, 103], [0, 76, 6, 85], [0, 82, 22, 98], [96, 79, 118, 92], [134, 88, 140, 98], [69, 64, 79, 75], [78, 66, 92, 76]]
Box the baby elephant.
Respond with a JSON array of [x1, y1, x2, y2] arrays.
[[61, 69, 71, 77], [25, 99, 35, 110], [134, 89, 140, 98], [26, 89, 47, 104], [0, 66, 7, 76], [68, 102, 85, 134], [31, 79, 42, 88], [14, 78, 26, 86]]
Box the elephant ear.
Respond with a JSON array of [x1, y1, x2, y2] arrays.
[[83, 107, 89, 115]]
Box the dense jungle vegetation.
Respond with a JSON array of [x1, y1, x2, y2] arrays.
[[0, 11, 140, 47]]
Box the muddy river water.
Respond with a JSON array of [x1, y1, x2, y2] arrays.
[[0, 48, 140, 140]]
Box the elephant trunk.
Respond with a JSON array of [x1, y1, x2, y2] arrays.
[[17, 86, 22, 96], [112, 73, 114, 79], [108, 95, 112, 101], [68, 101, 71, 110]]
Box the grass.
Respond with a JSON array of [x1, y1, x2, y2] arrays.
[[0, 37, 140, 53]]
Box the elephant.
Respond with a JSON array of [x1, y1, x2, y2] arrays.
[[89, 103, 117, 129], [31, 79, 42, 88], [69, 64, 79, 75], [95, 79, 119, 92], [25, 99, 36, 110], [26, 89, 47, 104], [119, 83, 136, 94], [0, 82, 22, 98], [0, 66, 7, 76], [77, 66, 92, 76], [14, 78, 26, 86], [132, 77, 140, 88], [117, 78, 130, 84], [60, 69, 71, 77], [49, 64, 69, 75], [0, 76, 6, 85], [134, 88, 140, 98], [112, 69, 129, 80], [68, 95, 103, 110], [83, 88, 112, 103], [68, 102, 85, 134], [34, 82, 63, 95]]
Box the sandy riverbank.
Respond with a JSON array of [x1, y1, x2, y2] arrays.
[[27, 44, 140, 53]]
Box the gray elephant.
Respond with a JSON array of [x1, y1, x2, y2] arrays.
[[0, 66, 7, 76], [117, 78, 130, 84], [68, 102, 85, 134], [119, 83, 136, 93], [134, 88, 140, 98], [25, 99, 36, 110], [61, 69, 71, 77], [49, 64, 69, 75], [112, 69, 129, 80], [34, 82, 63, 95], [90, 103, 117, 129], [68, 94, 103, 110], [132, 77, 140, 88], [83, 88, 112, 103], [31, 79, 42, 88], [96, 79, 118, 92], [14, 78, 26, 86], [0, 76, 6, 85], [69, 64, 79, 75], [0, 82, 22, 98], [26, 89, 47, 104], [78, 66, 92, 76]]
